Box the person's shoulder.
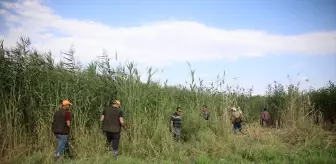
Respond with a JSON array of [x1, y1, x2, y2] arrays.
[[65, 111, 71, 117], [102, 107, 109, 111], [112, 106, 121, 109]]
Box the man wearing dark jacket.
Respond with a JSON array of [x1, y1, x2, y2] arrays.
[[100, 100, 125, 158], [51, 99, 73, 160]]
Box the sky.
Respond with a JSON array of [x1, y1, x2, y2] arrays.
[[0, 0, 335, 95]]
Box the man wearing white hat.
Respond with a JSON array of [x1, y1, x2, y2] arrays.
[[230, 107, 244, 135]]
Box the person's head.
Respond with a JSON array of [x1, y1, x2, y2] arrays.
[[61, 99, 72, 110], [176, 107, 183, 115], [112, 100, 121, 108], [231, 107, 237, 112], [264, 108, 267, 111], [202, 104, 207, 110]]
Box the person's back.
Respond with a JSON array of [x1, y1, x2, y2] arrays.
[[230, 107, 244, 135], [51, 100, 72, 161], [102, 106, 123, 133], [171, 107, 183, 141], [171, 112, 182, 129], [203, 110, 210, 120], [231, 110, 242, 123], [201, 105, 210, 120], [261, 109, 270, 127], [52, 108, 70, 135], [100, 100, 125, 158], [262, 111, 270, 121]]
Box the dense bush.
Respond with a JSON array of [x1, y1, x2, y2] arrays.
[[310, 81, 336, 125]]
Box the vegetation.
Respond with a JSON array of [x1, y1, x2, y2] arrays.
[[0, 37, 335, 164]]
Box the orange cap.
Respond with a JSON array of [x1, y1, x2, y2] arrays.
[[62, 100, 72, 106]]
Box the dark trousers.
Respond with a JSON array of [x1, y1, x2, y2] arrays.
[[104, 131, 121, 152], [233, 122, 243, 134]]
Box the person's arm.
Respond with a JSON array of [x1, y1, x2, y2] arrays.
[[119, 110, 126, 128], [65, 112, 71, 127], [119, 117, 125, 127], [170, 115, 174, 131], [100, 109, 106, 121]]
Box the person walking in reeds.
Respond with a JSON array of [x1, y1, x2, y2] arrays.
[[170, 107, 183, 141], [260, 108, 271, 127], [201, 105, 210, 120], [51, 99, 73, 161], [100, 100, 125, 159], [230, 107, 245, 135]]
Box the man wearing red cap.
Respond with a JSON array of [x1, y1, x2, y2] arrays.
[[51, 99, 73, 160]]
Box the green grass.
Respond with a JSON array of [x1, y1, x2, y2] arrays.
[[9, 144, 336, 164], [5, 123, 336, 163], [1, 37, 336, 163]]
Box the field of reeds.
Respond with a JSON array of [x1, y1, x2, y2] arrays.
[[0, 37, 335, 164]]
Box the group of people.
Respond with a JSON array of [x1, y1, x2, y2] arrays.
[[51, 99, 125, 161], [169, 105, 271, 140], [169, 105, 211, 141], [51, 99, 271, 161]]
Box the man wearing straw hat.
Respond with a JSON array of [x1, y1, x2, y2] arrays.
[[100, 100, 125, 158], [230, 107, 244, 135]]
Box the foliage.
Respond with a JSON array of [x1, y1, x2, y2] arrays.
[[0, 37, 335, 163]]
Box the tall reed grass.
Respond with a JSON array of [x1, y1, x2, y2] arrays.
[[0, 37, 335, 163]]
